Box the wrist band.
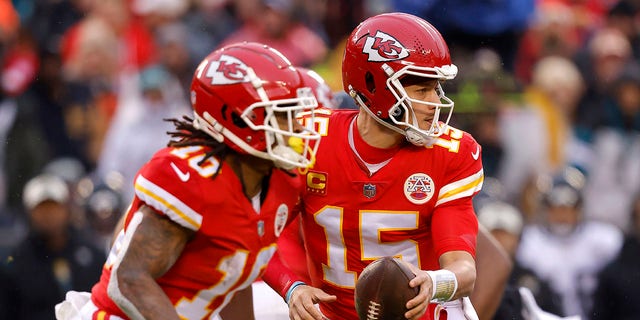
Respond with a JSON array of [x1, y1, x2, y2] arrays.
[[426, 270, 458, 302], [285, 281, 307, 304]]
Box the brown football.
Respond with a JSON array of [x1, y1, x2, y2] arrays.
[[354, 256, 419, 320]]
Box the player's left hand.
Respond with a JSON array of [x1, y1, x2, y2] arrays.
[[288, 284, 337, 320], [403, 262, 432, 320]]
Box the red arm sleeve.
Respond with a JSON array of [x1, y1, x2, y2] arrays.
[[431, 200, 478, 258], [262, 250, 306, 298]]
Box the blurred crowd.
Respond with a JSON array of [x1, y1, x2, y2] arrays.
[[0, 0, 639, 319]]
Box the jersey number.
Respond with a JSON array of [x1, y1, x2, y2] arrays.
[[314, 206, 419, 288], [170, 146, 221, 178], [175, 246, 276, 319]]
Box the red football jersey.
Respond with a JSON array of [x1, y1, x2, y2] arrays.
[[299, 109, 483, 320], [90, 145, 301, 319]]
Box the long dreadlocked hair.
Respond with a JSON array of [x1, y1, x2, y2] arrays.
[[165, 115, 229, 178]]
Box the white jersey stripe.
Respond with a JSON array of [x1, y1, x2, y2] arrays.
[[436, 169, 484, 206], [134, 175, 203, 230]]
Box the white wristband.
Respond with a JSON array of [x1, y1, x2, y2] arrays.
[[426, 270, 458, 302]]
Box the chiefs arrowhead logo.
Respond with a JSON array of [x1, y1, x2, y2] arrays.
[[203, 54, 249, 85], [362, 31, 409, 62]]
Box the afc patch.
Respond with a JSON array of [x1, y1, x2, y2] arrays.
[[306, 170, 327, 196], [404, 173, 435, 205]]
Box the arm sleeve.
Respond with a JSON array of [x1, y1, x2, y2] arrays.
[[262, 250, 306, 299]]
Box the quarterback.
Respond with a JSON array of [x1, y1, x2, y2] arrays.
[[54, 42, 320, 320], [264, 13, 484, 320]]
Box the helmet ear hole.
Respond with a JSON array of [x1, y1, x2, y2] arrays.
[[365, 71, 376, 94], [221, 104, 228, 121], [231, 112, 248, 128]]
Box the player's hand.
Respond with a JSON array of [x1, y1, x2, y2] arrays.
[[403, 262, 432, 320], [288, 284, 337, 320]]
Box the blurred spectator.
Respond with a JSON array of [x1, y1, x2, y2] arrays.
[[581, 65, 640, 231], [498, 56, 590, 205], [95, 64, 190, 201], [599, 64, 640, 132], [60, 0, 161, 170], [0, 174, 104, 320], [81, 180, 125, 253], [60, 0, 157, 73], [574, 27, 634, 137], [516, 167, 623, 319], [24, 46, 92, 165], [43, 157, 89, 229], [478, 200, 563, 318], [606, 0, 640, 62], [591, 192, 640, 320], [514, 1, 583, 84], [0, 90, 48, 253], [60, 16, 123, 169], [453, 48, 521, 178], [220, 0, 328, 67], [0, 19, 49, 254]]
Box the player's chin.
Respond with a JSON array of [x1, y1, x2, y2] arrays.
[[418, 119, 433, 130]]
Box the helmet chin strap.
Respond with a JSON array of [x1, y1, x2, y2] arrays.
[[350, 87, 434, 147], [404, 128, 435, 147]]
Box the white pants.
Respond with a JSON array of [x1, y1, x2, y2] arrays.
[[55, 291, 126, 320], [435, 297, 479, 320]]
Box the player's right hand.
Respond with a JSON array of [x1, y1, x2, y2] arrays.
[[288, 285, 337, 320]]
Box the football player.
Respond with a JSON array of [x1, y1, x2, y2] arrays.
[[263, 13, 492, 320], [54, 42, 321, 320]]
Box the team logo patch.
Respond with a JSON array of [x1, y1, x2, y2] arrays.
[[306, 170, 328, 196], [205, 54, 249, 85], [404, 173, 435, 205], [274, 204, 288, 237], [363, 183, 376, 199], [362, 31, 409, 62]]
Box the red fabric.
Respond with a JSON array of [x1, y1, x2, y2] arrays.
[[60, 18, 156, 70], [261, 250, 306, 299], [276, 216, 312, 284]]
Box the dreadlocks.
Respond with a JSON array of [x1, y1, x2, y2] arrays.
[[165, 115, 229, 178]]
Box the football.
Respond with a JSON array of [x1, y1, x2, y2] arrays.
[[354, 256, 419, 320]]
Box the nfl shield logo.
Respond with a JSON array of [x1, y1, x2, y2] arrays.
[[363, 184, 376, 199], [257, 220, 265, 237]]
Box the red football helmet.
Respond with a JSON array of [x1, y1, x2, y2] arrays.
[[191, 42, 320, 170], [342, 12, 458, 146], [297, 67, 336, 109]]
